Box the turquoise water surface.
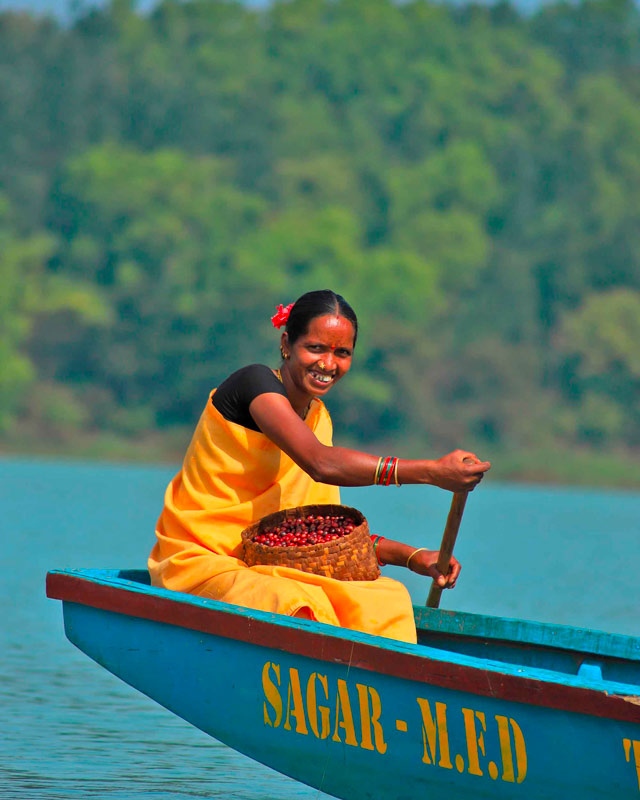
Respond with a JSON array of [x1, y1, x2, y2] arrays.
[[2, 457, 639, 799]]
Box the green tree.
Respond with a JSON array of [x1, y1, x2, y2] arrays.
[[49, 144, 272, 429], [0, 194, 108, 431], [554, 289, 640, 445]]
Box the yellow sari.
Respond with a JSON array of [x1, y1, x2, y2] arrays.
[[149, 390, 417, 642]]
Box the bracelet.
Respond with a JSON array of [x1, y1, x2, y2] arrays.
[[384, 457, 395, 486], [406, 547, 428, 570], [371, 535, 385, 565], [375, 456, 398, 486]]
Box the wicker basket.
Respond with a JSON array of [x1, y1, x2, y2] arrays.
[[241, 504, 380, 582]]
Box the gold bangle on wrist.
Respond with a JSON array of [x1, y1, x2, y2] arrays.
[[406, 547, 428, 570]]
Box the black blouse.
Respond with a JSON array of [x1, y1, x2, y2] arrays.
[[211, 364, 287, 432]]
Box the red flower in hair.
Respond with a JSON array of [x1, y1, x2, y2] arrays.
[[271, 302, 294, 329]]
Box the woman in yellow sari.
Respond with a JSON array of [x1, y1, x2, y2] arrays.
[[149, 290, 490, 643]]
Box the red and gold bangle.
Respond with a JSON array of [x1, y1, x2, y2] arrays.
[[378, 457, 393, 485], [385, 457, 397, 486], [371, 534, 385, 565], [374, 456, 401, 486]]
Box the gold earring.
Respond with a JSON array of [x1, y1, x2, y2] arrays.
[[280, 346, 289, 360]]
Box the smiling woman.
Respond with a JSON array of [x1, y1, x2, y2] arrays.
[[148, 290, 490, 643]]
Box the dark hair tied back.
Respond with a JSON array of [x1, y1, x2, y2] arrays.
[[286, 290, 358, 346]]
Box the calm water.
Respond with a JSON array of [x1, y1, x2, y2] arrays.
[[2, 457, 639, 799]]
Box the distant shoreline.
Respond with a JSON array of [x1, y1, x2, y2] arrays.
[[2, 431, 639, 491]]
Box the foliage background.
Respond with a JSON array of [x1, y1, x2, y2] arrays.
[[1, 0, 639, 486]]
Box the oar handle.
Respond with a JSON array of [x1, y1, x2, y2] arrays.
[[426, 492, 468, 608], [426, 457, 475, 609]]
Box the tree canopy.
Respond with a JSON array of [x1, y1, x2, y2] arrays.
[[1, 0, 639, 472]]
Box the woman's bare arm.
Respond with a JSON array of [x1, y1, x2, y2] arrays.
[[376, 538, 461, 587], [250, 392, 489, 491]]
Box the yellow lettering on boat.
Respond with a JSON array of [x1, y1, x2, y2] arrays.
[[496, 715, 527, 783], [284, 667, 309, 735], [307, 673, 330, 739], [623, 739, 640, 791], [356, 684, 387, 754], [262, 661, 532, 781], [262, 662, 282, 728], [416, 699, 453, 769], [462, 708, 486, 777], [332, 679, 358, 747]]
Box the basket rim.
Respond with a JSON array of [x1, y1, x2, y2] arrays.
[[241, 503, 366, 544]]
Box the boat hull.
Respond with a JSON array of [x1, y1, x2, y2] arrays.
[[48, 570, 640, 799]]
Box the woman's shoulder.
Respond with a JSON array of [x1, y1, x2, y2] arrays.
[[212, 365, 287, 432], [218, 364, 282, 392]]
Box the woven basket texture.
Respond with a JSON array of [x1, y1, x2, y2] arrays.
[[241, 504, 380, 582]]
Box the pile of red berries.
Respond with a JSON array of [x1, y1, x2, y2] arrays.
[[253, 514, 356, 548]]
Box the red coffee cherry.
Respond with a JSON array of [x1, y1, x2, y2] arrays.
[[256, 513, 357, 547]]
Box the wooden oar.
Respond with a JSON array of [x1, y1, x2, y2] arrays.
[[426, 457, 474, 609]]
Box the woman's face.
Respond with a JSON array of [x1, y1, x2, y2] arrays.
[[283, 314, 355, 397]]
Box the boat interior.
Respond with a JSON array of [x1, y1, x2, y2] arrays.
[[414, 606, 640, 687]]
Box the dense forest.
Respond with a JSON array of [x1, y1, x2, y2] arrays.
[[2, 0, 640, 485]]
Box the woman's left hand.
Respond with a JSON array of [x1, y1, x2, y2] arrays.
[[406, 548, 461, 589]]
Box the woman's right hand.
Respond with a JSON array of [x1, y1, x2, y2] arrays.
[[427, 450, 491, 492]]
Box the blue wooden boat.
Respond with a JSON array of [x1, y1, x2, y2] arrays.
[[46, 567, 640, 799]]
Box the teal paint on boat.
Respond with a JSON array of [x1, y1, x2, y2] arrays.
[[47, 568, 640, 799], [414, 607, 640, 686], [414, 605, 640, 661]]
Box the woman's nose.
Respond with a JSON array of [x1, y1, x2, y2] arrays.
[[319, 353, 336, 371]]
